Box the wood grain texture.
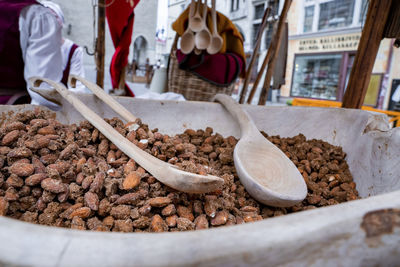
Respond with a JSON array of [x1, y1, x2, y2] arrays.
[[96, 0, 106, 88], [258, 0, 292, 105], [239, 8, 271, 104], [30, 77, 224, 194], [214, 94, 307, 207], [69, 75, 137, 123], [342, 0, 393, 109], [383, 1, 400, 38], [246, 22, 277, 104]]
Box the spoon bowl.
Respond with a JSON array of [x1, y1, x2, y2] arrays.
[[181, 29, 195, 54], [180, 0, 196, 54], [207, 35, 223, 55], [214, 94, 307, 207], [195, 29, 211, 50]]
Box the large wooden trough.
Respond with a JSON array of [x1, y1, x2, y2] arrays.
[[0, 94, 399, 266]]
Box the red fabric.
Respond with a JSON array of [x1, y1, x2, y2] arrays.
[[61, 43, 78, 86], [106, 0, 139, 97], [0, 0, 38, 90], [0, 96, 12, 104], [176, 50, 244, 86]]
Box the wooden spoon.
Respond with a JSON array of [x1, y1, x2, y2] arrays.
[[206, 0, 223, 55], [213, 94, 307, 207], [194, 0, 211, 50], [180, 0, 196, 54], [29, 77, 224, 194], [189, 0, 202, 32]]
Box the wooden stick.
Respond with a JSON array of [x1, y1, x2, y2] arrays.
[[238, 8, 271, 104], [342, 0, 393, 109], [96, 0, 106, 88], [246, 22, 276, 104], [258, 0, 292, 105], [30, 77, 224, 194], [69, 75, 137, 123]]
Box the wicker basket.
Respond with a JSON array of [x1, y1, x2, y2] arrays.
[[167, 35, 235, 101]]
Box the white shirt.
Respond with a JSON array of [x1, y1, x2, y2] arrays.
[[19, 4, 89, 109], [19, 4, 62, 109], [61, 38, 88, 93]]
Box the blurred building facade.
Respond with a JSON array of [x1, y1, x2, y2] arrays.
[[45, 0, 160, 89], [284, 0, 400, 110], [166, 0, 283, 54], [167, 0, 400, 109]]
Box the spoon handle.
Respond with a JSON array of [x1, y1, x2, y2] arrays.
[[69, 75, 137, 123], [29, 77, 168, 175], [213, 94, 259, 138], [203, 0, 208, 24], [189, 0, 196, 17], [211, 0, 218, 34], [29, 77, 225, 194]]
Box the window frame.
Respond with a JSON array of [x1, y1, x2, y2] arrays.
[[300, 0, 365, 34], [231, 0, 241, 12], [254, 3, 265, 20], [290, 52, 344, 100], [290, 50, 383, 106]]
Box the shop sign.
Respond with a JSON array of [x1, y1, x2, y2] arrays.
[[298, 34, 361, 52]]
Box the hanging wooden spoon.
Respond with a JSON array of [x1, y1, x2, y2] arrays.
[[29, 77, 224, 194], [194, 0, 211, 50], [206, 0, 223, 55], [180, 0, 196, 54], [214, 94, 307, 207]]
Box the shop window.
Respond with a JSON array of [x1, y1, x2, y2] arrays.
[[318, 0, 355, 30], [254, 4, 265, 20], [291, 54, 342, 100], [303, 5, 314, 33]]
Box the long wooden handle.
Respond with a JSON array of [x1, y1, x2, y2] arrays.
[[211, 0, 218, 34], [213, 94, 258, 138], [342, 0, 391, 108], [258, 0, 292, 105], [203, 0, 208, 22], [246, 23, 276, 104], [239, 7, 271, 104], [69, 75, 137, 123], [30, 77, 225, 194], [196, 0, 201, 17], [30, 77, 165, 175], [189, 0, 196, 17]]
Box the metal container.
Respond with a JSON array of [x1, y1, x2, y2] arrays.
[[0, 95, 399, 266]]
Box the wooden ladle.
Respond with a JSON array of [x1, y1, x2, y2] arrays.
[[213, 94, 307, 207], [206, 0, 223, 55], [180, 0, 196, 54], [29, 77, 224, 194], [194, 0, 211, 50]]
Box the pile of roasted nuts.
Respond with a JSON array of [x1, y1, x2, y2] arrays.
[[0, 109, 359, 232]]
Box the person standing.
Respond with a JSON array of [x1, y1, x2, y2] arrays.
[[0, 0, 63, 108], [41, 1, 87, 93]]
